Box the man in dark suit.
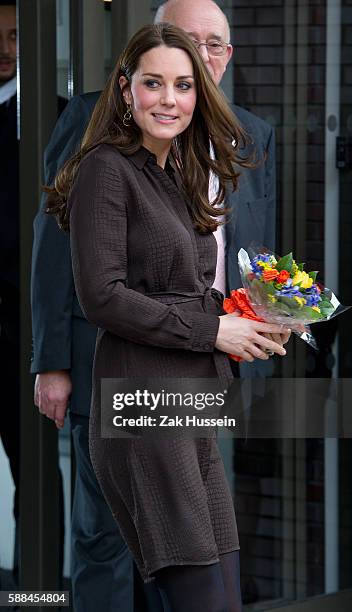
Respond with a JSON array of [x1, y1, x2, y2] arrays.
[[0, 0, 20, 585], [0, 0, 68, 590], [31, 1, 276, 610]]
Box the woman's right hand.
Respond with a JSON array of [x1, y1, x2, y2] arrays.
[[215, 312, 288, 362]]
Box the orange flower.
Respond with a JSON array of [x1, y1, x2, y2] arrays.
[[223, 289, 264, 362], [277, 270, 290, 284], [262, 269, 279, 283], [223, 297, 237, 314]]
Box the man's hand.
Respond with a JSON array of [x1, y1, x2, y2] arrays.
[[264, 329, 291, 349], [34, 370, 72, 429]]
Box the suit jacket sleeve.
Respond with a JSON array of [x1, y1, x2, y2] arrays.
[[263, 125, 276, 251], [225, 110, 277, 293], [30, 95, 94, 374], [226, 108, 277, 379], [70, 151, 220, 352], [239, 123, 277, 380]]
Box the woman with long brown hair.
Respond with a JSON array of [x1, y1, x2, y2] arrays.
[[47, 23, 287, 612]]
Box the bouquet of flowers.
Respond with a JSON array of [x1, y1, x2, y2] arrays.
[[223, 245, 349, 354]]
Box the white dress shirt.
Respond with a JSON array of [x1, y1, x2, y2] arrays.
[[209, 149, 226, 296], [0, 76, 17, 105]]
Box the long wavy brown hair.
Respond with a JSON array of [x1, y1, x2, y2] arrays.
[[46, 23, 255, 233]]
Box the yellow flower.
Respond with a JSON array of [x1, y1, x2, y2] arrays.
[[268, 294, 277, 303], [312, 306, 321, 313], [301, 275, 313, 289], [294, 296, 306, 307], [291, 261, 298, 274], [292, 270, 313, 289]]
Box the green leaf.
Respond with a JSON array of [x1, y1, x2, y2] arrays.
[[319, 305, 335, 317], [279, 296, 296, 309], [299, 306, 324, 320], [297, 263, 305, 272], [275, 302, 293, 315], [262, 283, 276, 295], [319, 297, 332, 308], [276, 253, 293, 273], [308, 271, 318, 282]]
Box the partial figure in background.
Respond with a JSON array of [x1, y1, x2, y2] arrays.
[[0, 0, 67, 591], [0, 0, 20, 588]]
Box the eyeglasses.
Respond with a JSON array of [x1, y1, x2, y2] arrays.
[[191, 39, 231, 57]]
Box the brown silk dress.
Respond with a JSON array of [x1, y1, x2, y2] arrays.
[[69, 144, 239, 581]]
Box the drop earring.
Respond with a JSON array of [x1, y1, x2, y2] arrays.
[[123, 103, 132, 127]]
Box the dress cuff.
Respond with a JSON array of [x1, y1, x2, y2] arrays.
[[188, 313, 220, 352]]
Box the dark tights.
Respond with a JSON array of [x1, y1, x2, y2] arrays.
[[154, 551, 242, 612]]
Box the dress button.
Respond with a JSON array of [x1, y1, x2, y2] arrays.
[[204, 343, 210, 350]]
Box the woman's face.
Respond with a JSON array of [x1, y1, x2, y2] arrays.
[[120, 45, 197, 153]]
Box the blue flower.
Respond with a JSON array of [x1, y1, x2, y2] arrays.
[[305, 293, 321, 307], [276, 286, 303, 299], [251, 254, 271, 274], [301, 284, 322, 306], [304, 285, 320, 295]]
